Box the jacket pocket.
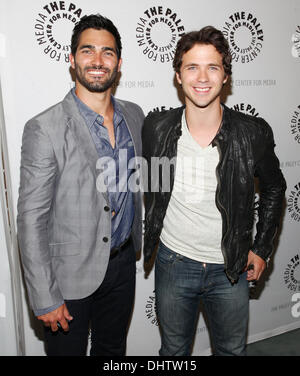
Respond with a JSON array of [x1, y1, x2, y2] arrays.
[[49, 241, 80, 257]]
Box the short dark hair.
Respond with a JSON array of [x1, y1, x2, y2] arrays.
[[173, 26, 232, 76], [71, 14, 122, 59]]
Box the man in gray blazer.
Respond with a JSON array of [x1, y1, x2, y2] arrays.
[[17, 14, 144, 356]]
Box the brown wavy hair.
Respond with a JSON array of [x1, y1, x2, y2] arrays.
[[173, 26, 232, 76]]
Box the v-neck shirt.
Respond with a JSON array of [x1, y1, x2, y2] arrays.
[[160, 109, 224, 264]]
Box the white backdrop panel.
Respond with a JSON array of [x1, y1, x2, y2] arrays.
[[0, 0, 299, 355]]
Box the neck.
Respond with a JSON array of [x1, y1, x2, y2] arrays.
[[75, 83, 113, 117], [185, 99, 223, 131], [184, 99, 223, 148]]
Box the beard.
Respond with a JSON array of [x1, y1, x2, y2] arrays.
[[74, 63, 119, 93]]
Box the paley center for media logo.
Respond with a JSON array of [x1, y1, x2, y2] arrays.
[[290, 105, 300, 144], [231, 103, 260, 117], [136, 6, 185, 63], [287, 182, 300, 222], [145, 291, 158, 326], [283, 254, 300, 318], [222, 11, 264, 63], [34, 1, 86, 62], [283, 254, 300, 292], [291, 26, 300, 58]]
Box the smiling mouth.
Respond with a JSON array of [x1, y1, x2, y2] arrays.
[[87, 70, 107, 76], [194, 87, 210, 93]]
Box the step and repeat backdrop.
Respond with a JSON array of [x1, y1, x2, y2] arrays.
[[0, 0, 300, 355]]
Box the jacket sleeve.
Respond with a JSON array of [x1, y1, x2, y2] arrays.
[[252, 120, 286, 262], [17, 119, 64, 313], [141, 112, 157, 262]]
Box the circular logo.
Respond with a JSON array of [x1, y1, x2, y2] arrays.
[[291, 26, 300, 58], [287, 183, 300, 222], [145, 292, 158, 326], [290, 105, 300, 144], [222, 11, 264, 63], [231, 103, 260, 117], [136, 6, 185, 63], [34, 2, 85, 62], [283, 254, 300, 292]]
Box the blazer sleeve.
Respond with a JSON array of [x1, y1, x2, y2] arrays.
[[17, 119, 64, 313]]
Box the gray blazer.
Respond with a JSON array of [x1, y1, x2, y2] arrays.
[[17, 90, 144, 312]]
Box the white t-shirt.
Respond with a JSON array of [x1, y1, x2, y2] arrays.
[[160, 110, 224, 264]]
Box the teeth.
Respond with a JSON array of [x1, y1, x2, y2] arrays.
[[88, 70, 105, 75], [194, 87, 209, 92]]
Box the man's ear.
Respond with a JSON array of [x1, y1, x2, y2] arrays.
[[176, 71, 182, 85], [70, 54, 75, 70], [117, 57, 122, 72], [223, 74, 228, 85]]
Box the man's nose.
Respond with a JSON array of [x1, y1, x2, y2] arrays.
[[92, 51, 104, 66], [197, 68, 208, 82]]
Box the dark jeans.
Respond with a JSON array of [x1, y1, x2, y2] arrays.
[[44, 239, 136, 356], [155, 241, 249, 356]]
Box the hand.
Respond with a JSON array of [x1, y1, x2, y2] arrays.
[[245, 250, 266, 281], [37, 303, 73, 332]]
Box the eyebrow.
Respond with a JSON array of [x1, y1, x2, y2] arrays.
[[103, 46, 117, 53], [208, 63, 222, 67], [79, 45, 117, 53], [184, 63, 198, 67], [183, 62, 222, 68]]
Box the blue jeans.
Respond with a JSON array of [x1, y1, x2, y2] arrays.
[[155, 242, 249, 356]]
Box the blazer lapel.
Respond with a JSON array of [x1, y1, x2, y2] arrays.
[[62, 90, 109, 202]]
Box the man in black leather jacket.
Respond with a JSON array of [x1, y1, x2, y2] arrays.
[[142, 26, 286, 356]]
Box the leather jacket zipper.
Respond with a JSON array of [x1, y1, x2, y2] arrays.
[[214, 138, 235, 283]]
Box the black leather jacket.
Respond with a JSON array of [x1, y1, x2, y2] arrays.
[[142, 104, 286, 282]]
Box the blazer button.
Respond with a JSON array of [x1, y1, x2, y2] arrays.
[[104, 206, 110, 212], [103, 237, 109, 243]]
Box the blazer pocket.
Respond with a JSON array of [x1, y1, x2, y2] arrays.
[[49, 241, 80, 257]]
